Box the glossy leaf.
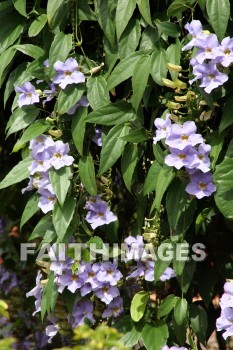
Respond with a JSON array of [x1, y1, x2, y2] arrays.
[[116, 0, 137, 40], [121, 143, 138, 192], [0, 157, 32, 190], [57, 84, 86, 115], [150, 165, 174, 212], [130, 291, 148, 322], [131, 55, 150, 111], [86, 76, 110, 110], [143, 161, 162, 195], [118, 19, 141, 59], [49, 167, 72, 206], [157, 294, 178, 318], [174, 298, 188, 326], [20, 193, 39, 229], [53, 197, 76, 241], [71, 107, 87, 156], [142, 321, 168, 350], [79, 155, 97, 196], [206, 0, 230, 41], [137, 0, 153, 26], [6, 107, 39, 138], [28, 14, 47, 37], [150, 49, 168, 86]]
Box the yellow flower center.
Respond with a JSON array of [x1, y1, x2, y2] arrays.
[[205, 48, 212, 53], [178, 153, 186, 160], [198, 182, 207, 190], [224, 49, 231, 55], [55, 153, 62, 158], [208, 74, 215, 79], [198, 154, 204, 160], [64, 71, 71, 76], [97, 212, 104, 218], [180, 135, 189, 141], [102, 286, 109, 293]]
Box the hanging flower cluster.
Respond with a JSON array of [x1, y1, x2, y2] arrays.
[[183, 20, 231, 93], [153, 114, 216, 199], [23, 134, 74, 213], [216, 281, 233, 339]]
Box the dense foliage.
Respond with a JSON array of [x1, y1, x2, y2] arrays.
[[1, 0, 233, 349]]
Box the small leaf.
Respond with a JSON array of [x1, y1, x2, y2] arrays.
[[53, 197, 76, 241], [121, 143, 138, 192], [79, 155, 97, 196], [0, 157, 32, 190], [150, 49, 168, 86], [57, 84, 86, 115], [20, 193, 39, 229], [143, 161, 162, 195], [142, 321, 168, 350], [71, 107, 87, 155], [130, 291, 148, 322], [86, 75, 110, 110], [116, 0, 137, 40], [174, 298, 188, 326], [49, 167, 72, 206], [28, 13, 47, 37], [131, 55, 150, 111], [157, 294, 178, 318]]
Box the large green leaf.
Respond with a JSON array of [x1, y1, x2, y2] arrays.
[[206, 0, 230, 41], [156, 21, 180, 37], [143, 161, 162, 195], [53, 197, 76, 241], [20, 193, 39, 229], [157, 294, 178, 318], [0, 12, 24, 55], [121, 143, 138, 192], [79, 155, 97, 196], [85, 101, 137, 125], [12, 120, 50, 152], [116, 0, 137, 40], [0, 46, 17, 87], [142, 321, 168, 350], [150, 49, 168, 85], [49, 167, 72, 206], [95, 0, 116, 46], [14, 44, 45, 59], [118, 19, 141, 59], [57, 84, 86, 115], [28, 13, 47, 37], [6, 107, 39, 138], [48, 32, 73, 78], [107, 51, 144, 90], [130, 291, 148, 322], [174, 298, 188, 326], [131, 55, 150, 111], [0, 157, 32, 190], [137, 0, 153, 26], [29, 215, 54, 241], [13, 0, 26, 17], [86, 76, 110, 110], [121, 127, 149, 143], [99, 124, 130, 175], [214, 157, 233, 219], [71, 107, 87, 156]]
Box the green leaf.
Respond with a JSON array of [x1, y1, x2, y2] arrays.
[[57, 84, 85, 115], [130, 291, 148, 322], [157, 294, 178, 318], [190, 304, 207, 345], [166, 177, 188, 231], [0, 157, 32, 190], [150, 49, 168, 85], [53, 197, 76, 241], [153, 143, 165, 165], [99, 124, 130, 175], [174, 298, 188, 326], [121, 143, 138, 192], [0, 46, 17, 87], [118, 19, 141, 59], [167, 0, 192, 17], [195, 207, 213, 233], [214, 157, 233, 219], [77, 0, 96, 21], [45, 272, 58, 314], [206, 0, 230, 41], [71, 107, 87, 156], [49, 167, 72, 206], [47, 0, 64, 25], [166, 40, 181, 80], [137, 0, 153, 26], [143, 161, 162, 195], [20, 193, 39, 229], [176, 259, 196, 294], [13, 0, 27, 17], [0, 12, 24, 55], [209, 130, 224, 170], [12, 120, 50, 152], [79, 155, 97, 196], [85, 101, 137, 125], [121, 326, 141, 347], [131, 55, 150, 111], [14, 44, 45, 59], [95, 0, 116, 46], [156, 21, 180, 37], [116, 0, 137, 40], [6, 107, 39, 138], [120, 127, 149, 143], [28, 13, 47, 37], [107, 51, 144, 90], [86, 76, 110, 110], [151, 165, 174, 212], [142, 321, 168, 350], [219, 94, 233, 133], [48, 32, 73, 78], [29, 215, 54, 241]]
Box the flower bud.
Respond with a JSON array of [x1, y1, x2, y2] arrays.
[[48, 129, 63, 137], [166, 63, 182, 72]]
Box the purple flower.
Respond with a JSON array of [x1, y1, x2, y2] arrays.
[[144, 261, 155, 282], [189, 61, 228, 93], [45, 314, 58, 343], [213, 37, 233, 67], [26, 271, 43, 316], [38, 187, 56, 213], [52, 58, 85, 89], [124, 235, 145, 261], [0, 267, 17, 295], [220, 293, 233, 309], [102, 297, 123, 318], [92, 128, 102, 146], [165, 146, 198, 170], [85, 196, 117, 229], [182, 20, 205, 51], [185, 171, 216, 198], [194, 34, 219, 63], [160, 267, 176, 281], [29, 150, 51, 174], [217, 307, 233, 339], [153, 114, 172, 144], [94, 283, 120, 304], [165, 121, 203, 150], [43, 83, 57, 104], [187, 143, 211, 173], [78, 262, 101, 290], [15, 82, 40, 107], [29, 135, 55, 153], [48, 141, 74, 170], [126, 261, 145, 279], [224, 282, 233, 295], [44, 59, 49, 68], [68, 300, 95, 328], [67, 96, 89, 115], [96, 262, 123, 286]]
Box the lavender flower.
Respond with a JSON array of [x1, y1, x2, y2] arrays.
[[189, 61, 228, 94], [124, 235, 145, 261], [94, 283, 120, 304], [29, 135, 55, 153], [165, 146, 198, 170], [96, 262, 123, 286], [216, 307, 233, 339], [67, 96, 89, 115], [26, 271, 43, 316], [45, 314, 59, 343], [85, 196, 117, 229], [92, 127, 102, 146], [43, 83, 57, 104], [165, 121, 203, 150], [15, 82, 40, 107], [0, 267, 17, 295], [213, 37, 233, 67], [48, 141, 74, 170], [102, 297, 123, 318], [185, 171, 216, 198], [153, 114, 172, 145], [194, 34, 219, 63], [29, 150, 51, 175], [38, 187, 56, 213], [68, 300, 95, 329], [188, 143, 211, 173], [52, 58, 85, 89], [182, 20, 204, 51]]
